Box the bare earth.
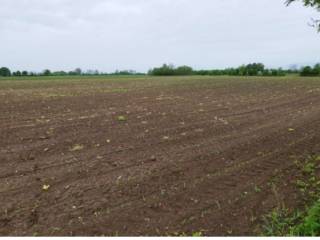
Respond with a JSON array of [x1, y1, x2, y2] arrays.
[[0, 76, 320, 236]]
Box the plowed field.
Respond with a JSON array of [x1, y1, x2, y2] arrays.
[[1, 76, 320, 236]]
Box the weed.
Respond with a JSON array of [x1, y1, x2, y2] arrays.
[[192, 231, 203, 237], [303, 162, 315, 174], [263, 202, 320, 236], [117, 116, 127, 122], [254, 185, 262, 193], [296, 180, 308, 190], [42, 184, 50, 191], [70, 144, 84, 152], [291, 201, 320, 236], [174, 231, 203, 237], [262, 208, 302, 236], [261, 154, 320, 236]]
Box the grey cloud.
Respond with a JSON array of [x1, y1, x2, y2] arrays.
[[0, 0, 319, 72]]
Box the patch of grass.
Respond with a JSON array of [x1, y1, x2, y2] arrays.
[[262, 208, 302, 236], [261, 155, 320, 236], [263, 201, 320, 236], [303, 162, 316, 174], [292, 201, 320, 236]]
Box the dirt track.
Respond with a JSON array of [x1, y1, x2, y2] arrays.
[[0, 76, 320, 236]]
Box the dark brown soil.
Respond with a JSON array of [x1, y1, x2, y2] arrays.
[[0, 76, 320, 236]]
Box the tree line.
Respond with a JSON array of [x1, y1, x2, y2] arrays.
[[0, 68, 145, 77], [1, 64, 319, 77], [300, 64, 320, 76], [148, 63, 319, 77]]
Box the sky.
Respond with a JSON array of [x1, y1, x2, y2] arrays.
[[0, 0, 319, 73]]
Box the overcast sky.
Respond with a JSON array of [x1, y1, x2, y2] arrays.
[[0, 0, 319, 72]]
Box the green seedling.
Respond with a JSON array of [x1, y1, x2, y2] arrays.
[[117, 116, 127, 122], [255, 185, 262, 193]]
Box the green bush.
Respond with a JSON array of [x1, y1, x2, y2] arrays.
[[292, 202, 320, 236]]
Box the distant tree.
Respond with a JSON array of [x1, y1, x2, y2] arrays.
[[314, 63, 320, 74], [175, 66, 194, 75], [110, 70, 138, 75], [43, 69, 51, 76], [300, 66, 317, 76], [22, 71, 28, 76], [149, 64, 196, 76], [193, 64, 288, 77], [243, 63, 265, 76], [13, 71, 22, 76], [277, 68, 286, 76], [0, 67, 11, 77], [287, 0, 320, 31], [149, 64, 176, 76], [238, 65, 247, 76], [74, 68, 82, 75], [53, 71, 67, 76]]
